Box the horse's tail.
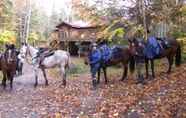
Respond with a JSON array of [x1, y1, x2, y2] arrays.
[[66, 52, 71, 69], [175, 44, 181, 67], [129, 56, 135, 73]]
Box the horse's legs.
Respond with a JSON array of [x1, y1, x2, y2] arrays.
[[2, 72, 7, 89], [60, 66, 66, 86], [18, 62, 23, 75], [34, 67, 39, 87], [150, 59, 155, 78], [41, 68, 48, 86], [97, 68, 101, 84], [121, 64, 128, 81], [145, 59, 149, 79], [103, 67, 108, 84], [9, 73, 14, 89], [167, 56, 174, 73]]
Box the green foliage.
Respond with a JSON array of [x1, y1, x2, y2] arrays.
[[180, 5, 186, 16], [182, 53, 186, 62], [132, 24, 145, 38], [0, 30, 16, 50], [0, 0, 14, 30], [108, 28, 125, 40], [28, 32, 40, 44], [108, 28, 128, 45], [0, 30, 16, 44], [172, 31, 186, 38], [98, 19, 129, 45]]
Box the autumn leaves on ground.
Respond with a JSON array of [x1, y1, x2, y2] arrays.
[[0, 58, 186, 118]]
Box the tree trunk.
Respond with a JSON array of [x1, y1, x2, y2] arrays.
[[25, 0, 31, 43], [140, 0, 147, 40]]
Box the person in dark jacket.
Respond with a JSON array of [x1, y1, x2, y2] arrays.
[[134, 38, 146, 84], [88, 43, 102, 88]]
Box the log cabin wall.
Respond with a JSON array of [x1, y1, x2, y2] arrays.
[[50, 22, 101, 56]]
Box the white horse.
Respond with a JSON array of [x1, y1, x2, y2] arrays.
[[19, 43, 70, 87]]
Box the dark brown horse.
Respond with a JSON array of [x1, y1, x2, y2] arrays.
[[0, 44, 18, 89], [84, 42, 135, 88], [131, 37, 181, 79]]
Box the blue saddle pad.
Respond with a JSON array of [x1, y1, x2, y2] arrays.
[[111, 46, 123, 59], [89, 44, 124, 64], [144, 37, 161, 59], [99, 44, 112, 62]]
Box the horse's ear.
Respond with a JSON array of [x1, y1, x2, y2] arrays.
[[11, 44, 15, 49], [21, 42, 24, 46], [21, 42, 27, 46], [128, 39, 132, 43], [5, 44, 9, 49]]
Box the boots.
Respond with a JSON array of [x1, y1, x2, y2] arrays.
[[137, 74, 145, 84], [92, 79, 97, 90]]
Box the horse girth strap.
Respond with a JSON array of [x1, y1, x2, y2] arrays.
[[38, 50, 54, 58]]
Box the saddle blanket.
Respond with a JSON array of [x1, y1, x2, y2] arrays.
[[144, 37, 166, 59], [89, 44, 122, 65]]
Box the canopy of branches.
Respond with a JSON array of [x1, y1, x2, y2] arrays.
[[0, 0, 186, 47]]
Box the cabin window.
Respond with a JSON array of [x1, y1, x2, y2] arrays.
[[59, 31, 67, 40]]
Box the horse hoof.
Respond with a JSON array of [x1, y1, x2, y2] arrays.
[[63, 80, 66, 86], [149, 76, 154, 80], [92, 79, 97, 89], [90, 85, 97, 90], [120, 78, 126, 81], [45, 82, 49, 86], [34, 84, 38, 88], [167, 71, 171, 74], [10, 85, 13, 90], [3, 86, 6, 89], [92, 87, 97, 90]]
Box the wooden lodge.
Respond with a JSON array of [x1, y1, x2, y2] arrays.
[[49, 21, 102, 55]]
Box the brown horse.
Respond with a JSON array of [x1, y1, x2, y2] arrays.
[[131, 37, 181, 79], [0, 44, 18, 89], [84, 42, 135, 88]]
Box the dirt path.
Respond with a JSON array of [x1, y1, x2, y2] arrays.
[[0, 63, 104, 118], [0, 62, 186, 118]]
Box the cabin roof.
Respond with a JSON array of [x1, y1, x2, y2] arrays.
[[56, 21, 101, 30]]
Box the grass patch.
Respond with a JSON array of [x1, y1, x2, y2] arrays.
[[0, 72, 2, 81], [182, 53, 186, 62], [48, 57, 89, 78], [68, 57, 89, 75]]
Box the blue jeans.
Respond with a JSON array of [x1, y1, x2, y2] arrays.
[[90, 63, 100, 79]]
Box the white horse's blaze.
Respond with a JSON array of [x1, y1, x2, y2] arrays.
[[19, 44, 70, 86]]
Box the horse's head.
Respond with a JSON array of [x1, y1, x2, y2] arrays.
[[5, 44, 17, 63], [19, 43, 28, 60], [129, 38, 145, 57], [128, 39, 137, 56]]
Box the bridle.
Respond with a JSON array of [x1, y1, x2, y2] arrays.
[[20, 44, 33, 65]]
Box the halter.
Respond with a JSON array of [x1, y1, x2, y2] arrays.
[[20, 44, 38, 65]]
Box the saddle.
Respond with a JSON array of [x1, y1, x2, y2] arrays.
[[99, 44, 112, 63], [38, 48, 54, 57], [37, 48, 54, 65], [111, 46, 123, 59], [156, 38, 169, 49]]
